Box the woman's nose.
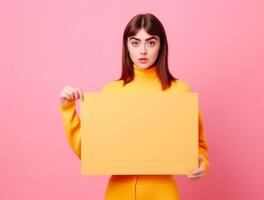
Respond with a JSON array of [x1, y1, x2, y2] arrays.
[[140, 44, 147, 54]]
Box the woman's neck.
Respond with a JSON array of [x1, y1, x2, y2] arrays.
[[133, 63, 159, 81]]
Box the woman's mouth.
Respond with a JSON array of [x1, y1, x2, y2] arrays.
[[139, 58, 148, 63]]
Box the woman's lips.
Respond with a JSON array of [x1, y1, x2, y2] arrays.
[[139, 58, 148, 63]]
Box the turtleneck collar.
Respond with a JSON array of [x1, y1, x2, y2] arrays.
[[133, 63, 159, 81]]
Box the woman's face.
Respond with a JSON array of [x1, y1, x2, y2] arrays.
[[127, 28, 160, 69]]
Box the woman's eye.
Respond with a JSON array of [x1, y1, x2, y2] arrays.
[[131, 42, 139, 46], [131, 41, 156, 47], [148, 41, 156, 46]]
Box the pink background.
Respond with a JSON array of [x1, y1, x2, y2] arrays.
[[1, 0, 263, 199]]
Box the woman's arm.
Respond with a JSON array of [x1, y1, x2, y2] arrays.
[[198, 110, 209, 172], [178, 80, 209, 173], [59, 101, 81, 159]]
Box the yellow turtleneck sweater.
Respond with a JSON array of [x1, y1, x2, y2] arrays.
[[59, 64, 209, 183]]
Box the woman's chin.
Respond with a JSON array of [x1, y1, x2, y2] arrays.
[[135, 63, 154, 69]]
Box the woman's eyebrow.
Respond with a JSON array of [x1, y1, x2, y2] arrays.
[[128, 36, 158, 41]]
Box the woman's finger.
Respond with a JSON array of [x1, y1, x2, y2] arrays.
[[192, 165, 204, 175], [188, 172, 205, 179], [74, 89, 79, 100], [190, 155, 205, 175], [198, 155, 203, 165], [77, 88, 84, 101], [60, 93, 71, 103], [65, 91, 75, 101], [65, 87, 80, 100]]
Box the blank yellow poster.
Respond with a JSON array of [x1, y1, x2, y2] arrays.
[[80, 93, 199, 175]]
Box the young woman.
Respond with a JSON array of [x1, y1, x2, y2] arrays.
[[59, 13, 209, 200]]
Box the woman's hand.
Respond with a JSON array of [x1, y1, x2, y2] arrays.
[[59, 86, 84, 105], [187, 155, 206, 179]]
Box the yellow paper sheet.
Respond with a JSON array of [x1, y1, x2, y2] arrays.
[[80, 93, 199, 175]]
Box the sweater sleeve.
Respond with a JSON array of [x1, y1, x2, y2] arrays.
[[179, 80, 209, 172], [59, 82, 115, 160], [197, 111, 209, 173], [59, 101, 81, 159]]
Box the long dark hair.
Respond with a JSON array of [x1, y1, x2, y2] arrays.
[[116, 13, 178, 91]]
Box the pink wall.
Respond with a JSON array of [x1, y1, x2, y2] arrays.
[[1, 0, 263, 199]]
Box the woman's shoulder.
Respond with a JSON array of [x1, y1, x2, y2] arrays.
[[170, 79, 192, 92], [101, 80, 124, 92]]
